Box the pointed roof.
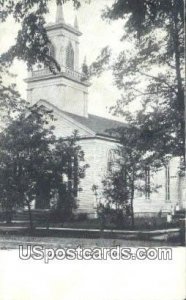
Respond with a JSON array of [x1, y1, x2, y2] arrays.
[[61, 111, 127, 138], [46, 2, 82, 36], [46, 4, 81, 36], [36, 100, 126, 139], [56, 2, 65, 23]]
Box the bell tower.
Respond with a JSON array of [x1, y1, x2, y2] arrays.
[[25, 3, 90, 118]]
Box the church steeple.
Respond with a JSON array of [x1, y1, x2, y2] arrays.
[[56, 2, 65, 23], [26, 2, 89, 118]]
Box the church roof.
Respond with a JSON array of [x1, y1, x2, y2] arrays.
[[62, 111, 127, 138]]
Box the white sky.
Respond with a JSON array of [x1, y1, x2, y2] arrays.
[[0, 0, 125, 120]]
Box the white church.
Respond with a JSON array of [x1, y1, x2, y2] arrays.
[[25, 3, 185, 218]]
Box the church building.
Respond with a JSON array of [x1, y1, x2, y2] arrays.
[[25, 4, 185, 218]]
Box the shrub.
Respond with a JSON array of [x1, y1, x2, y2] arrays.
[[77, 213, 88, 221]]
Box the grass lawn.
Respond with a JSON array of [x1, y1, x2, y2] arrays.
[[0, 234, 179, 250]]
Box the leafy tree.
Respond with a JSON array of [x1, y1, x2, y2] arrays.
[[90, 0, 185, 225], [0, 1, 81, 123], [94, 126, 164, 227], [0, 103, 88, 227], [0, 0, 88, 71], [0, 0, 184, 227], [0, 105, 56, 228], [0, 64, 28, 128], [0, 0, 90, 228], [101, 0, 185, 163], [50, 131, 88, 220], [0, 0, 107, 123], [1, 0, 184, 162]]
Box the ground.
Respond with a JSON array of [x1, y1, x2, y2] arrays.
[[0, 234, 180, 250]]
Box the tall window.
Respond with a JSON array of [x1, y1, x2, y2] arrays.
[[165, 164, 170, 202], [145, 167, 150, 200], [66, 42, 74, 70], [67, 155, 78, 197], [107, 149, 116, 172], [48, 44, 56, 59]]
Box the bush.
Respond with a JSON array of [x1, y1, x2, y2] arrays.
[[97, 204, 129, 229], [76, 213, 88, 221]]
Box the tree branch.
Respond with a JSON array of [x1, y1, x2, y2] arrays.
[[138, 71, 177, 94]]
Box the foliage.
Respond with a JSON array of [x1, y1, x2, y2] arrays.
[[0, 1, 184, 161], [0, 0, 185, 227], [0, 104, 55, 227], [0, 0, 91, 227], [0, 65, 28, 128], [96, 203, 126, 229], [94, 125, 164, 226], [50, 131, 89, 220], [0, 0, 89, 71], [0, 101, 87, 227], [102, 0, 185, 162], [90, 0, 185, 226], [89, 46, 112, 78]]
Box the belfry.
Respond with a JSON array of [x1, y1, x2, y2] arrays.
[[26, 2, 90, 118]]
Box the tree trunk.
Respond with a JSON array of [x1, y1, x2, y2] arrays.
[[5, 207, 13, 224], [26, 201, 34, 231], [172, 4, 185, 163], [130, 197, 134, 227], [130, 176, 135, 227]]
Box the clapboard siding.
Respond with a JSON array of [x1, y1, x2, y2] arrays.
[[29, 104, 185, 216], [76, 139, 186, 216], [134, 157, 186, 213], [77, 139, 117, 214], [52, 116, 89, 138]]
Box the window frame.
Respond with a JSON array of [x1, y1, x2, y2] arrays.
[[66, 42, 74, 70]]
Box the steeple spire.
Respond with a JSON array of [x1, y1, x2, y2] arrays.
[[74, 16, 79, 30], [56, 2, 65, 23]]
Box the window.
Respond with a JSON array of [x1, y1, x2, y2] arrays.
[[145, 167, 150, 200], [48, 44, 56, 59], [165, 164, 170, 202], [67, 155, 78, 197], [66, 42, 74, 70], [107, 149, 116, 172]]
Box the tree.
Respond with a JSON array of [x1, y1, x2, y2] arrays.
[[101, 0, 185, 163], [94, 126, 163, 227], [0, 0, 90, 227], [1, 1, 184, 163], [0, 103, 88, 227], [0, 0, 87, 71], [89, 1, 185, 225], [96, 170, 131, 228], [0, 0, 184, 226], [50, 131, 88, 220], [0, 1, 84, 120], [0, 63, 28, 127], [0, 105, 56, 228]]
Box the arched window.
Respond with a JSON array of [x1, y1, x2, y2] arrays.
[[48, 44, 56, 59], [107, 149, 116, 172], [66, 42, 74, 70]]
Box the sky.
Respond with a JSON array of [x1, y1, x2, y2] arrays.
[[0, 0, 125, 120]]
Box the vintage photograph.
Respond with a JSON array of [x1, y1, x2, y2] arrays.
[[0, 0, 185, 298]]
